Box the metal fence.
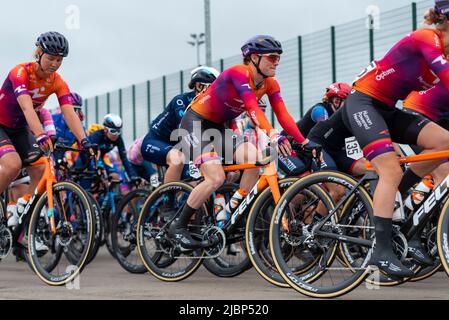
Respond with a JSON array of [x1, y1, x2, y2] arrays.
[[81, 0, 433, 146]]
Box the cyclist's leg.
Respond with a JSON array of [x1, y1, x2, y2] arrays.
[[234, 142, 260, 192], [343, 90, 414, 277], [165, 149, 186, 183], [141, 133, 184, 183], [0, 127, 23, 193]]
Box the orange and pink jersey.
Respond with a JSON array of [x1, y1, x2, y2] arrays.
[[190, 64, 305, 143], [403, 82, 449, 121], [0, 62, 72, 128], [354, 29, 449, 106]]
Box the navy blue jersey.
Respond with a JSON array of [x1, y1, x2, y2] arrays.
[[149, 91, 196, 141], [88, 129, 137, 178]]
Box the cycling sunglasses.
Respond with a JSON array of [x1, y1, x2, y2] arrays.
[[106, 127, 122, 136], [258, 53, 281, 63]]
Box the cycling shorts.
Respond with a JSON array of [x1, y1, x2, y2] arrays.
[[0, 125, 40, 164], [342, 90, 430, 161], [179, 108, 244, 167]]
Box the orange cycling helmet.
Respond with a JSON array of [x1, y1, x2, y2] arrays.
[[325, 82, 352, 100]]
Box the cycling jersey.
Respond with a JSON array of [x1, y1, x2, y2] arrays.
[[403, 82, 449, 121], [150, 91, 196, 141], [86, 130, 137, 178], [52, 113, 86, 146], [354, 29, 449, 107], [190, 64, 305, 143], [0, 62, 73, 128]]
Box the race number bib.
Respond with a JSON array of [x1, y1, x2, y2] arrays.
[[189, 161, 201, 179], [345, 137, 363, 160]]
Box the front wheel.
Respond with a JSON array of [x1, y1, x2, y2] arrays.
[[112, 188, 150, 274], [27, 182, 94, 286]]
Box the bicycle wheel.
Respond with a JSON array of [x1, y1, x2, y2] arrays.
[[64, 191, 102, 266], [246, 177, 303, 287], [202, 182, 252, 278], [27, 181, 94, 286], [270, 171, 374, 298], [436, 197, 449, 277], [112, 188, 150, 274], [410, 216, 441, 282], [137, 181, 209, 282]]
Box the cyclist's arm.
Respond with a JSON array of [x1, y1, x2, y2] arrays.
[[414, 29, 449, 89], [116, 137, 138, 178], [17, 95, 46, 136], [38, 108, 56, 136], [231, 75, 279, 140]]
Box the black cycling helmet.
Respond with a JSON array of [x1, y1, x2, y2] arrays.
[[188, 66, 220, 90], [35, 31, 69, 57], [241, 35, 283, 57]]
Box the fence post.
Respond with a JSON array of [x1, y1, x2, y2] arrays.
[[107, 92, 110, 114], [95, 96, 99, 123], [369, 14, 375, 61], [180, 70, 184, 94], [119, 88, 123, 119], [85, 99, 89, 126], [298, 36, 304, 118], [163, 76, 167, 107], [331, 26, 337, 83], [147, 80, 151, 130], [412, 2, 417, 31], [132, 84, 136, 140], [220, 59, 224, 72]]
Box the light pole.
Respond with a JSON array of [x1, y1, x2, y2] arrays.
[[187, 33, 205, 66]]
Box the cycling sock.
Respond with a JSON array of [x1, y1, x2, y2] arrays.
[[176, 203, 196, 228], [373, 216, 393, 252], [398, 169, 421, 197]]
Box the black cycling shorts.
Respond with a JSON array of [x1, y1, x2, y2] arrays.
[[342, 90, 430, 161], [0, 125, 40, 165], [178, 108, 244, 167]]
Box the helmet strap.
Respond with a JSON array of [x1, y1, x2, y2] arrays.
[[251, 56, 269, 79]]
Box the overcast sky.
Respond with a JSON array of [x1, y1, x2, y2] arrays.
[[0, 0, 420, 101]]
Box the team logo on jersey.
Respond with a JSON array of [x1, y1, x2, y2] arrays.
[[432, 55, 447, 66], [241, 83, 251, 90], [28, 87, 46, 99], [14, 85, 27, 94], [375, 68, 395, 81]]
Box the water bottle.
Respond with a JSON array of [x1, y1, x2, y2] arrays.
[[17, 194, 31, 216], [214, 194, 227, 228], [404, 175, 434, 211], [225, 188, 248, 215], [392, 191, 405, 222]]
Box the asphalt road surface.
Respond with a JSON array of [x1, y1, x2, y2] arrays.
[[1, 248, 448, 300]]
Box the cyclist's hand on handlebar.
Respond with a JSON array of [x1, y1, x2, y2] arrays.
[[36, 133, 53, 153], [130, 176, 142, 187], [270, 133, 292, 157], [80, 138, 95, 157], [301, 140, 323, 163]]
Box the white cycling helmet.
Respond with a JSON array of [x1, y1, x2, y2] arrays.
[[103, 114, 123, 129]]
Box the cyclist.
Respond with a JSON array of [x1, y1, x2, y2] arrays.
[[171, 35, 319, 249], [295, 82, 351, 138], [52, 92, 86, 147], [78, 113, 139, 184], [141, 66, 220, 184], [0, 31, 91, 228], [342, 1, 449, 277]]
